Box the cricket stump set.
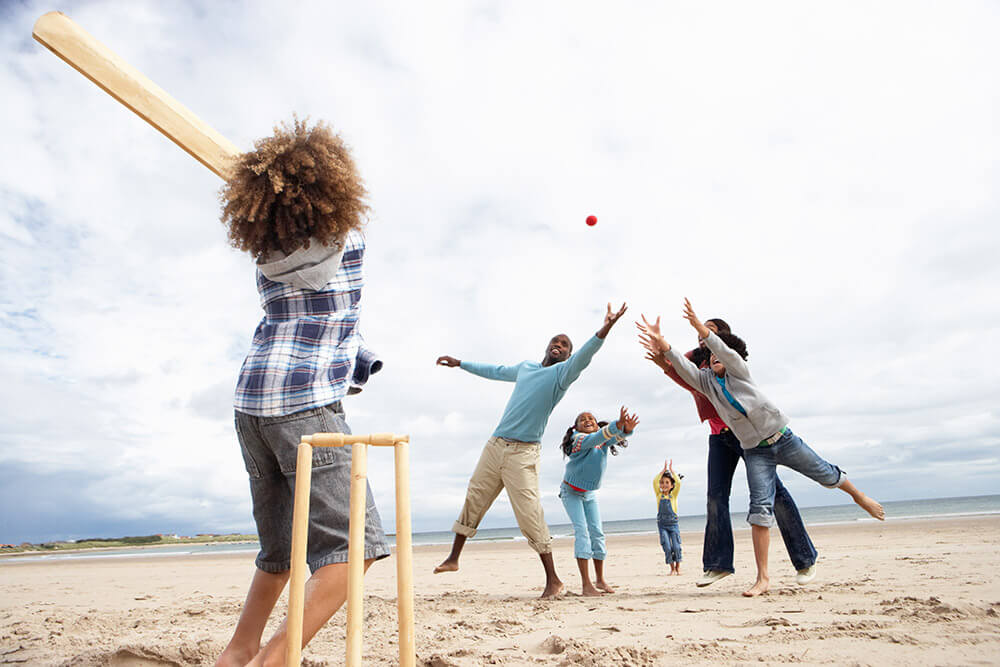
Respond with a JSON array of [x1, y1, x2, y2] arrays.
[[290, 433, 415, 667], [32, 11, 416, 666]]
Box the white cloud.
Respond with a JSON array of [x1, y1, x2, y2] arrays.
[[1, 0, 998, 542]]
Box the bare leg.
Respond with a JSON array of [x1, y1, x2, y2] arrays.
[[434, 534, 466, 573], [539, 552, 564, 598], [216, 568, 290, 667], [743, 525, 770, 597], [839, 480, 885, 520], [246, 559, 374, 667], [593, 559, 614, 593], [576, 558, 601, 596]]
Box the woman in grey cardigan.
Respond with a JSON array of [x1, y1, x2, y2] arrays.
[[638, 299, 884, 598]]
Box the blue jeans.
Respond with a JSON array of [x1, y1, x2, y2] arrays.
[[703, 429, 816, 573], [559, 482, 606, 560], [658, 523, 682, 564], [744, 428, 845, 527]]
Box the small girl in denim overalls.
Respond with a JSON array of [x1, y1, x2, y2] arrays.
[[655, 460, 683, 575], [559, 406, 638, 596]]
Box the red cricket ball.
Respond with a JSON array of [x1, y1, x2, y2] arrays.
[[585, 215, 598, 226]]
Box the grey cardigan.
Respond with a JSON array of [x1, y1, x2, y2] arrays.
[[664, 331, 788, 450]]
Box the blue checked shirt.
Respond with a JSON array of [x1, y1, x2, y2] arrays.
[[234, 231, 381, 417]]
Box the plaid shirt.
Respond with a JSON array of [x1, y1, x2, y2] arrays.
[[234, 231, 380, 417]]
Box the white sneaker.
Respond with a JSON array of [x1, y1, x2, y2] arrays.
[[795, 565, 817, 585], [696, 570, 731, 587]]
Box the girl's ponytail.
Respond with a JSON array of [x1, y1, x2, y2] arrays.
[[559, 425, 576, 457]]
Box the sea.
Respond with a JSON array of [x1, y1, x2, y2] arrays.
[[3, 494, 998, 565]]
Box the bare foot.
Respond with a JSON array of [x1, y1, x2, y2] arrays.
[[540, 580, 564, 599], [582, 583, 602, 596], [433, 559, 459, 574], [215, 646, 256, 667], [857, 495, 885, 521], [596, 580, 615, 593], [742, 578, 770, 597]]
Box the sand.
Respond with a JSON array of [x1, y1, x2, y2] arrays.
[[2, 515, 999, 666]]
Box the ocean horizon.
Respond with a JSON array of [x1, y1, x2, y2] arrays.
[[4, 494, 998, 565]]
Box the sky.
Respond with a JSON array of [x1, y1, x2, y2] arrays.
[[1, 0, 998, 544]]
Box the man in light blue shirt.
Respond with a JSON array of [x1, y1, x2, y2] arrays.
[[433, 303, 627, 598]]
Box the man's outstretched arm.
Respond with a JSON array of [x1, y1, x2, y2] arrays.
[[437, 355, 519, 382]]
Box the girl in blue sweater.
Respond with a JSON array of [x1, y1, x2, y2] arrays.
[[559, 406, 639, 596]]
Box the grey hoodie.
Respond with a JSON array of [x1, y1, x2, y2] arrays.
[[256, 238, 345, 291], [665, 331, 789, 450], [253, 236, 380, 394]]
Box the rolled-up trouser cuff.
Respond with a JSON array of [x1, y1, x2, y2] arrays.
[[748, 510, 775, 527], [453, 521, 477, 538], [531, 542, 553, 554], [822, 468, 847, 489]]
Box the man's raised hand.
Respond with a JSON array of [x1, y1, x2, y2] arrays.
[[597, 302, 628, 339], [436, 355, 461, 367]]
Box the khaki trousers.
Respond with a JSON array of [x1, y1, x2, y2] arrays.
[[452, 436, 552, 554]]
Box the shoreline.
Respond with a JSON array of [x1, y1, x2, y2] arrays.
[[4, 510, 998, 565], [1, 515, 998, 665]]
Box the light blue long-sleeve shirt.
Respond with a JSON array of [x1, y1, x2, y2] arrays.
[[459, 335, 604, 442], [563, 421, 630, 491]]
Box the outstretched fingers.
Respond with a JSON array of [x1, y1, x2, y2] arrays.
[[606, 302, 628, 325]]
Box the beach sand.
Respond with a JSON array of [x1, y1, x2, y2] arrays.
[[2, 515, 999, 666]]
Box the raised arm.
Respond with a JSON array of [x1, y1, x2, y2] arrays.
[[682, 298, 750, 380], [558, 335, 602, 387], [700, 331, 750, 380], [639, 314, 710, 395], [558, 302, 627, 388], [646, 349, 699, 393], [572, 407, 638, 455], [596, 302, 628, 340], [654, 457, 669, 499], [668, 460, 681, 499], [573, 418, 630, 454], [663, 346, 711, 394]]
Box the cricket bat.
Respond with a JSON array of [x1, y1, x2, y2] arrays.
[[32, 11, 240, 179]]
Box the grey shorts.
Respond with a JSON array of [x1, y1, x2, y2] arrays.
[[235, 403, 390, 573]]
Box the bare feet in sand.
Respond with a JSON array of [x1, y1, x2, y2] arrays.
[[215, 646, 256, 667], [582, 583, 602, 596], [857, 495, 885, 521], [540, 581, 564, 599], [433, 559, 459, 574], [596, 581, 615, 594], [742, 577, 769, 597]]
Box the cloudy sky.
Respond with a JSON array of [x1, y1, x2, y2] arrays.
[[1, 0, 998, 544]]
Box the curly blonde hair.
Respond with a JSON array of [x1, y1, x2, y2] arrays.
[[220, 117, 369, 258]]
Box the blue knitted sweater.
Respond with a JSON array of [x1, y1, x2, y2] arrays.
[[562, 421, 630, 491]]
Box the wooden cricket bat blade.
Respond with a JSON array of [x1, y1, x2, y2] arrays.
[[32, 11, 240, 179]]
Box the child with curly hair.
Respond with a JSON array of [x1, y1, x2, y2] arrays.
[[559, 406, 638, 596], [216, 119, 390, 667]]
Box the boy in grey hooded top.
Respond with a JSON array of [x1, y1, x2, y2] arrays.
[[638, 299, 885, 598]]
